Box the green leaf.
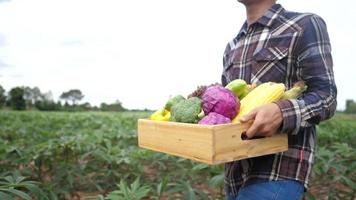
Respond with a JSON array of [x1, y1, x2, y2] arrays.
[[184, 187, 197, 200], [130, 178, 140, 192], [118, 180, 129, 197], [166, 184, 184, 194], [96, 194, 105, 200], [0, 191, 14, 200], [4, 176, 14, 184], [1, 188, 32, 200], [208, 173, 224, 188], [341, 176, 356, 190], [48, 189, 59, 200], [156, 179, 167, 197], [303, 191, 316, 200], [14, 175, 26, 184], [26, 184, 48, 200], [196, 189, 209, 199], [0, 181, 9, 185], [134, 187, 150, 199], [192, 163, 209, 171]]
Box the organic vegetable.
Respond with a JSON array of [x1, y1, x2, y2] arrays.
[[197, 110, 205, 119], [198, 112, 231, 125], [170, 97, 203, 123], [165, 95, 185, 111], [240, 83, 257, 99], [188, 83, 222, 99], [150, 109, 171, 121], [232, 82, 285, 123], [225, 79, 247, 99], [202, 85, 239, 120], [282, 81, 307, 100]]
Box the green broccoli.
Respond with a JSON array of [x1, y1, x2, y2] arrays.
[[170, 97, 202, 123], [164, 95, 185, 111]]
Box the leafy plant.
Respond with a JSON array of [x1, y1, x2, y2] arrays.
[[306, 142, 356, 199], [105, 178, 150, 200], [0, 111, 354, 199], [0, 172, 48, 200], [167, 180, 208, 200]]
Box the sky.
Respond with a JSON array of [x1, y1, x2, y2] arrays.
[[0, 0, 355, 110]]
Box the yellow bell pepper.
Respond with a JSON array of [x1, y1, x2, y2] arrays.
[[150, 109, 171, 121]]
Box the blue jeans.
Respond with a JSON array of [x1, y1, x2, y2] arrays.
[[226, 180, 304, 200]]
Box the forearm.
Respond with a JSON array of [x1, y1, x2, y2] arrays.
[[275, 86, 337, 135]]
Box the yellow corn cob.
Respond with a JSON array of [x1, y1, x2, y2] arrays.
[[232, 82, 285, 123]]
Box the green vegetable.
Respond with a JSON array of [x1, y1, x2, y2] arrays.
[[225, 79, 247, 99], [170, 97, 203, 123], [240, 83, 257, 99], [164, 95, 185, 111]]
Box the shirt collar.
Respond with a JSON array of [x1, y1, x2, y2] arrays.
[[237, 22, 248, 38], [236, 4, 284, 38], [256, 3, 284, 27]]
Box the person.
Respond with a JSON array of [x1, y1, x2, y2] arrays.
[[221, 0, 337, 199]]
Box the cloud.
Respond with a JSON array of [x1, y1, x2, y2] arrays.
[[60, 40, 85, 46], [0, 0, 10, 3], [0, 34, 7, 46], [0, 59, 12, 68], [0, 34, 10, 69], [9, 74, 22, 78]]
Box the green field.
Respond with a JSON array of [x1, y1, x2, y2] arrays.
[[0, 111, 355, 200]]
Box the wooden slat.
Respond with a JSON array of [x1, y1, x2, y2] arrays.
[[211, 122, 251, 163], [212, 122, 288, 164], [138, 119, 214, 164], [137, 119, 288, 165]]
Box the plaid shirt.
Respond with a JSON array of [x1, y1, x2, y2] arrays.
[[222, 4, 337, 196]]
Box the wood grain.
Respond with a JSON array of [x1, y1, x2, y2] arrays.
[[138, 119, 288, 165]]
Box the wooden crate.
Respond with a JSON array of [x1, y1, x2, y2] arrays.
[[138, 119, 288, 165]]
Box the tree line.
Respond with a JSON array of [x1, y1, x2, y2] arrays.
[[345, 99, 356, 114], [1, 84, 354, 113], [0, 85, 137, 112]]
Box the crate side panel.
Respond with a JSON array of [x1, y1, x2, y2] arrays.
[[212, 123, 288, 164], [138, 120, 214, 164]]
